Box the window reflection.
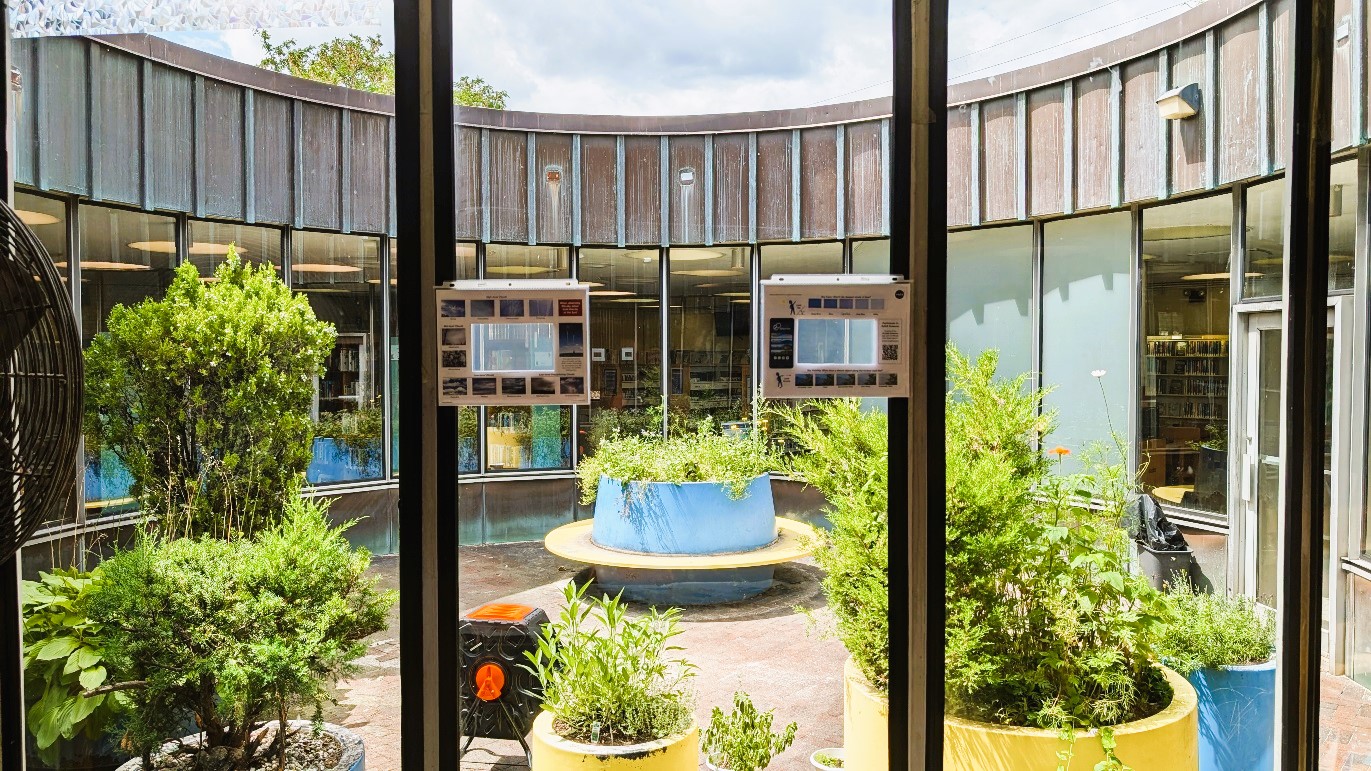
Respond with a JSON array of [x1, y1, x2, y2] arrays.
[[760, 241, 842, 279], [947, 226, 1033, 380], [668, 246, 752, 431], [187, 220, 283, 277], [486, 243, 569, 278]]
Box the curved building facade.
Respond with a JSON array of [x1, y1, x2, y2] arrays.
[[15, 0, 1371, 687]]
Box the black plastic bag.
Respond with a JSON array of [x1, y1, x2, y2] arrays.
[[1130, 493, 1189, 552]]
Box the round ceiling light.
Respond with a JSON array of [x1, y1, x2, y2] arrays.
[[718, 291, 751, 297], [128, 240, 178, 254], [589, 290, 634, 297], [674, 269, 739, 278], [81, 261, 152, 271], [292, 263, 363, 274], [486, 265, 554, 276], [668, 248, 722, 262], [187, 242, 234, 256], [16, 209, 59, 226]]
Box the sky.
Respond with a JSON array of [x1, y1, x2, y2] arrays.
[[160, 0, 1202, 115]]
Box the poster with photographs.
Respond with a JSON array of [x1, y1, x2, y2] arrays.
[[435, 279, 590, 406], [759, 274, 912, 399]]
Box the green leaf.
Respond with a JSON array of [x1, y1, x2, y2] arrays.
[[78, 665, 107, 691], [35, 636, 79, 661]]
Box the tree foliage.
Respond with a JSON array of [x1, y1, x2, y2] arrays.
[[701, 692, 798, 771], [87, 499, 394, 769], [83, 249, 335, 540], [258, 32, 509, 108]]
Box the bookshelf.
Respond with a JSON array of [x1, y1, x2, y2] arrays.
[[1140, 334, 1228, 490], [317, 333, 371, 416]]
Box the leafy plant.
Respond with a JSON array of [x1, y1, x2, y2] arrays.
[[523, 582, 695, 745], [22, 567, 128, 764], [87, 498, 395, 770], [771, 399, 889, 693], [943, 347, 1173, 736], [84, 249, 335, 540], [700, 692, 797, 771], [577, 420, 778, 505], [1156, 580, 1275, 676], [812, 750, 844, 768]]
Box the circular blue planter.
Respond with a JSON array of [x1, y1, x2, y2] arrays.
[[591, 474, 777, 555], [1187, 659, 1275, 771]]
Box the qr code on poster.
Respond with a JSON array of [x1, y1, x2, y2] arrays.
[[881, 344, 899, 361]]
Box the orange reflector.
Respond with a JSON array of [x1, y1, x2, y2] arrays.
[[466, 603, 535, 622], [475, 662, 505, 701]]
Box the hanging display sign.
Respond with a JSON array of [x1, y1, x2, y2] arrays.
[[759, 274, 911, 399], [434, 279, 590, 407], [8, 0, 382, 38]]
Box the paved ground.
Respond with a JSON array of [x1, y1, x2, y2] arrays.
[[325, 544, 1371, 771]]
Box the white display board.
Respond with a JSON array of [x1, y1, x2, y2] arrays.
[[759, 274, 911, 399], [434, 280, 590, 406]]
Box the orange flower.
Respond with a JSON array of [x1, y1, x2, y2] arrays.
[[1050, 445, 1071, 457]]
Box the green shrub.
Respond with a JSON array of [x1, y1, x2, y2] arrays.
[[944, 347, 1172, 734], [771, 399, 888, 693], [524, 583, 695, 744], [84, 249, 335, 539], [577, 421, 777, 505], [86, 498, 394, 769], [21, 567, 128, 764], [700, 692, 797, 771], [1156, 581, 1275, 676]]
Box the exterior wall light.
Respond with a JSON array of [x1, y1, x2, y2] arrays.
[[1156, 83, 1201, 120], [678, 167, 695, 186]]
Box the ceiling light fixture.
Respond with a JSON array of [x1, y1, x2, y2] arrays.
[[291, 263, 363, 274], [674, 269, 739, 278], [668, 248, 723, 262], [15, 209, 59, 226], [718, 291, 751, 297], [590, 290, 634, 297], [485, 265, 554, 276], [128, 240, 178, 254], [80, 261, 152, 271], [1181, 272, 1262, 281]]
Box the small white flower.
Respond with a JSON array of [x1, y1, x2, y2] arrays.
[[1091, 369, 1107, 378]]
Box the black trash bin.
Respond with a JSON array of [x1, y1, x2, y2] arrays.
[[1130, 493, 1195, 590]]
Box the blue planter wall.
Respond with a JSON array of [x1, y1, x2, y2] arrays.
[[591, 474, 776, 555], [1188, 660, 1276, 771]]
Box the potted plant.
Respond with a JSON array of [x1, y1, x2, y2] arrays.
[[1156, 581, 1276, 771], [700, 692, 797, 771], [85, 498, 394, 771], [576, 421, 779, 557], [523, 582, 697, 769], [772, 399, 888, 770], [808, 749, 844, 770], [941, 348, 1197, 771]]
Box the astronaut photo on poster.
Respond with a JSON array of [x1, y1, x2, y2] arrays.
[[434, 279, 590, 407]]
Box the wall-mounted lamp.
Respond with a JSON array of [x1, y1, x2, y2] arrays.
[[1156, 83, 1201, 120], [678, 167, 695, 187]]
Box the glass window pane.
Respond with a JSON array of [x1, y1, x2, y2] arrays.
[[485, 405, 571, 470], [1042, 213, 1132, 472], [79, 204, 178, 519], [456, 241, 478, 279], [293, 231, 385, 484], [1244, 180, 1283, 299], [187, 220, 283, 277], [1330, 160, 1357, 291], [579, 248, 663, 460], [947, 225, 1033, 379], [668, 246, 752, 430], [760, 241, 843, 279], [486, 243, 569, 278], [852, 238, 891, 273], [1139, 193, 1232, 516]]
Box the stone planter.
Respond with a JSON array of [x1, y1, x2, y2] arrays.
[[114, 721, 364, 771], [942, 666, 1199, 771], [1187, 659, 1275, 771], [529, 710, 698, 770], [842, 657, 888, 770]]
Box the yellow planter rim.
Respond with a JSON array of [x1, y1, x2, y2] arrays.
[[531, 710, 698, 757], [942, 664, 1197, 739]]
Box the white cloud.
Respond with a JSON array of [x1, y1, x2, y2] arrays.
[[158, 0, 1200, 114]]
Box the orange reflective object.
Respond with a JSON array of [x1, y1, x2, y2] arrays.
[[466, 603, 535, 622], [475, 662, 505, 701]]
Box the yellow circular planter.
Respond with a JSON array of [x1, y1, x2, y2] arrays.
[[943, 666, 1199, 771], [529, 711, 699, 771], [843, 657, 889, 770]]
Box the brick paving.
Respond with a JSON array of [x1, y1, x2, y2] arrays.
[[325, 544, 1371, 771]]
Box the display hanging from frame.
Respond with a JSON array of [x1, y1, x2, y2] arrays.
[[435, 280, 591, 406], [759, 274, 912, 399]]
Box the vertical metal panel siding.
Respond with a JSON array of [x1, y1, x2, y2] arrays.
[[946, 105, 973, 225], [298, 103, 342, 230], [1270, 0, 1293, 170], [146, 64, 194, 211], [534, 132, 573, 244], [92, 48, 142, 206], [487, 130, 529, 243], [349, 111, 391, 234], [668, 135, 706, 244], [1122, 57, 1162, 202], [199, 79, 245, 220], [845, 121, 884, 236], [979, 97, 1019, 221], [454, 126, 482, 239], [1073, 73, 1113, 210], [580, 135, 618, 245], [1027, 87, 1065, 215], [1334, 0, 1355, 149], [622, 135, 662, 245], [799, 127, 838, 239], [754, 130, 792, 241], [1169, 38, 1209, 192], [12, 38, 35, 186], [38, 37, 90, 195], [712, 132, 749, 243], [1218, 10, 1263, 183], [251, 92, 293, 225]]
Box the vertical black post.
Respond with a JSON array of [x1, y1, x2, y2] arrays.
[[1278, 0, 1334, 768], [395, 0, 460, 766], [891, 0, 946, 769]]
